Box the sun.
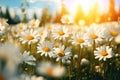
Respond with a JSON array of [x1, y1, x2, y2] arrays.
[[66, 0, 97, 16], [77, 0, 96, 14]]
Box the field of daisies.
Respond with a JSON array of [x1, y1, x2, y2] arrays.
[[0, 16, 120, 80]]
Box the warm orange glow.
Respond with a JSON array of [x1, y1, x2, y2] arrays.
[[78, 20, 85, 26], [108, 17, 111, 21], [66, 0, 110, 16], [95, 18, 101, 23], [63, 0, 119, 25], [77, 0, 96, 14], [67, 0, 96, 15]]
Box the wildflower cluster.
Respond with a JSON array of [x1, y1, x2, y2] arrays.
[[0, 17, 120, 80]]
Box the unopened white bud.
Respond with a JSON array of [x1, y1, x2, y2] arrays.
[[66, 60, 71, 64], [73, 54, 78, 59], [95, 65, 101, 72], [81, 58, 89, 66]]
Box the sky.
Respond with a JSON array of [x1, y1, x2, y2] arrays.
[[64, 0, 120, 15], [0, 0, 60, 12], [0, 0, 119, 10], [0, 0, 120, 19]]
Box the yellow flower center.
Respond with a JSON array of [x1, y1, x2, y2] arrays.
[[14, 31, 17, 34], [90, 34, 98, 39], [0, 74, 6, 80], [110, 31, 118, 37], [65, 18, 70, 23], [58, 51, 65, 57], [31, 23, 36, 27], [77, 28, 81, 32], [26, 35, 34, 40], [46, 68, 54, 75], [101, 51, 108, 56], [48, 26, 52, 30], [40, 32, 44, 36], [77, 38, 84, 43], [58, 31, 65, 36], [19, 26, 23, 30], [42, 47, 50, 52]]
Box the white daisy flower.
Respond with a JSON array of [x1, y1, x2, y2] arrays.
[[0, 23, 6, 36], [37, 61, 65, 78], [52, 26, 70, 40], [0, 42, 21, 73], [20, 75, 44, 80], [16, 23, 27, 32], [61, 15, 74, 24], [94, 45, 114, 61], [11, 27, 20, 37], [36, 27, 48, 43], [70, 32, 88, 47], [45, 23, 53, 32], [19, 29, 39, 45], [28, 19, 40, 29], [53, 45, 72, 62], [105, 22, 120, 41], [85, 24, 105, 44], [37, 41, 54, 57], [19, 51, 36, 66]]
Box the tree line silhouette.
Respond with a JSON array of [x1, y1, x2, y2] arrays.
[[0, 0, 119, 25]]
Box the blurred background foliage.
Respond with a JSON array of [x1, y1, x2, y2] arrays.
[[0, 0, 119, 25]]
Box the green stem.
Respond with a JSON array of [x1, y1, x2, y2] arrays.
[[103, 61, 106, 79], [0, 60, 1, 72], [91, 40, 95, 72], [61, 39, 64, 45], [77, 45, 82, 79], [69, 66, 71, 80], [29, 43, 33, 55], [30, 44, 31, 53], [60, 60, 63, 67]]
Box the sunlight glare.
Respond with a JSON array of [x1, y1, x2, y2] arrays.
[[65, 0, 109, 16], [77, 0, 96, 14]]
